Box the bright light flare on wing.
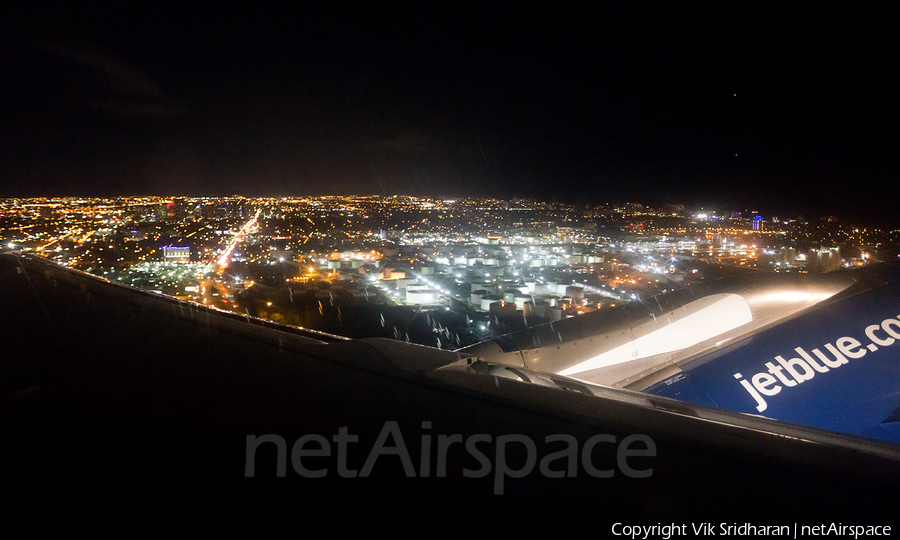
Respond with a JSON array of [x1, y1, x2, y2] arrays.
[[559, 294, 753, 376]]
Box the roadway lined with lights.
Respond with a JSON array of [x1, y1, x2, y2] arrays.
[[216, 209, 261, 268]]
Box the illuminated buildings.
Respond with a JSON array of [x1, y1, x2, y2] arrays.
[[807, 247, 841, 273], [1, 195, 895, 349], [162, 245, 191, 264]]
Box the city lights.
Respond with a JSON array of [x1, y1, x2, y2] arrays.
[[0, 195, 891, 351]]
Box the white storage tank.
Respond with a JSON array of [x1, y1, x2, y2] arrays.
[[566, 286, 585, 299], [406, 289, 437, 304], [522, 301, 534, 318], [480, 295, 503, 311], [514, 294, 533, 310], [470, 290, 488, 305]]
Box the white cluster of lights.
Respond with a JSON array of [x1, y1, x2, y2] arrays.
[[579, 282, 630, 302], [367, 275, 402, 299], [408, 270, 457, 300]]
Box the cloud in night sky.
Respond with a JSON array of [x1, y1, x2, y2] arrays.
[[39, 43, 186, 119]]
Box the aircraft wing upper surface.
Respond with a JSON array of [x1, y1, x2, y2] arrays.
[[458, 261, 900, 443], [643, 279, 900, 443]]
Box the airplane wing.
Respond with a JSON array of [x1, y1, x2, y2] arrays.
[[1, 252, 898, 535], [640, 275, 900, 443], [460, 262, 900, 443]]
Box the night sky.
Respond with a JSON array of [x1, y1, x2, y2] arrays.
[[1, 3, 895, 223]]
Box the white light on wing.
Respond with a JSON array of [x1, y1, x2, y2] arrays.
[[752, 291, 814, 304], [558, 294, 753, 376]]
